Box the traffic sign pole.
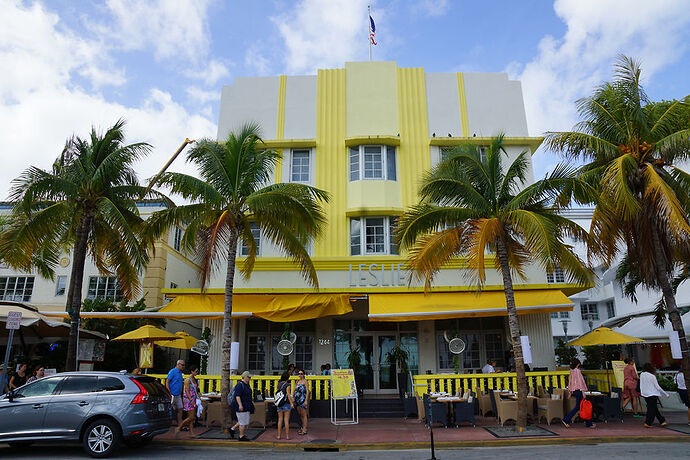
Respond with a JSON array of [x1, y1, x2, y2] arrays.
[[1, 329, 14, 392]]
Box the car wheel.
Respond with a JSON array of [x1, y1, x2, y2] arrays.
[[124, 436, 153, 448], [83, 419, 121, 458]]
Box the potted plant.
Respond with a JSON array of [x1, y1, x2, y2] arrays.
[[346, 346, 364, 396], [387, 344, 410, 399]]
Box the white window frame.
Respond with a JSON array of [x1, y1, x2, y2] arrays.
[[606, 300, 616, 319], [247, 334, 268, 374], [0, 276, 35, 302], [240, 222, 261, 257], [289, 148, 312, 183], [581, 303, 599, 321], [349, 145, 396, 181], [86, 276, 122, 301], [547, 267, 565, 283], [55, 275, 67, 296], [350, 216, 399, 255], [173, 226, 183, 252]]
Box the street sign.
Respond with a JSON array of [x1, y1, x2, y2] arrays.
[[5, 311, 22, 330]]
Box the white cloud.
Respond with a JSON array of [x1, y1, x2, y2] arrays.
[[244, 45, 272, 76], [415, 0, 450, 17], [512, 0, 690, 177], [184, 59, 230, 86], [0, 1, 216, 197], [186, 86, 219, 105], [271, 0, 376, 74]]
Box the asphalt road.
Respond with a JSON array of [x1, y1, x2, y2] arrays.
[[1, 441, 689, 459]]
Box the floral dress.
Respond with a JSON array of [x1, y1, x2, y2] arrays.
[[294, 383, 308, 409], [182, 377, 199, 412]]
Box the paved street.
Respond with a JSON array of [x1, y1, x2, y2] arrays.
[[1, 441, 689, 459]]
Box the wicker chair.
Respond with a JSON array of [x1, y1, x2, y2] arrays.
[[478, 390, 495, 417], [493, 391, 518, 426], [537, 394, 565, 425]]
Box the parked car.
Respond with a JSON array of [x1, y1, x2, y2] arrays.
[[0, 371, 172, 457]]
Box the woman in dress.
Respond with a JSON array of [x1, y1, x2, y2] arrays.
[[26, 365, 45, 384], [275, 371, 294, 440], [292, 369, 310, 435], [9, 363, 28, 390], [177, 367, 200, 436], [562, 358, 595, 428], [621, 358, 641, 417]]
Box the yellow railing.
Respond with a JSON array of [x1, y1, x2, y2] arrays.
[[148, 374, 331, 400]]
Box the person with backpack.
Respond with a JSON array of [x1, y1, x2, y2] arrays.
[[562, 358, 595, 428], [274, 371, 294, 440], [640, 363, 669, 428], [229, 371, 254, 441], [674, 367, 690, 425]]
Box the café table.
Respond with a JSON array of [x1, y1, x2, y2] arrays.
[[498, 393, 539, 416]]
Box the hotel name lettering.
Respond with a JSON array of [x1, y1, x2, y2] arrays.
[[348, 263, 407, 287]]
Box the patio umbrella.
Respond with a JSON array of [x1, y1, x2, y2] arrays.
[[111, 325, 178, 342], [567, 327, 645, 391], [156, 331, 198, 349]]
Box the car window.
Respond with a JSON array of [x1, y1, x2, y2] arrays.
[[14, 377, 62, 398], [132, 376, 169, 396], [59, 376, 99, 395], [97, 376, 125, 392]]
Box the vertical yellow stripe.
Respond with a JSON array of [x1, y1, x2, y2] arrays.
[[274, 75, 287, 183], [456, 72, 470, 137]]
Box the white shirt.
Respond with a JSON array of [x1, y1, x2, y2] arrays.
[[675, 372, 686, 390], [639, 371, 669, 398], [482, 364, 495, 374]]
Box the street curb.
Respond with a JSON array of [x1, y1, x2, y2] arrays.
[[156, 434, 690, 450]]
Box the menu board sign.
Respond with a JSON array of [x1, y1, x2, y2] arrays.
[[331, 369, 357, 398]]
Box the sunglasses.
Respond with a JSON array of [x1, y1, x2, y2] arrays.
[[298, 372, 305, 375]]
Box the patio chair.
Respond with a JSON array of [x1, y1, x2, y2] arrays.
[[599, 389, 623, 423], [553, 388, 577, 414], [423, 394, 448, 427], [416, 395, 426, 422], [453, 398, 476, 427], [488, 389, 498, 419], [478, 390, 494, 417], [537, 394, 564, 425], [536, 385, 547, 397], [493, 391, 518, 426]]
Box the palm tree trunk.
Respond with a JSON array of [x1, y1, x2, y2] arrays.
[[221, 226, 239, 432], [651, 229, 690, 390], [496, 239, 528, 429], [65, 214, 93, 371]]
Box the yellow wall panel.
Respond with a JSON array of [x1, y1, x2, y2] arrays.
[[345, 62, 398, 137], [274, 75, 287, 183], [346, 180, 402, 213]]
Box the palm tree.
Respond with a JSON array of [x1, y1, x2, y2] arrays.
[[0, 119, 162, 370], [397, 135, 593, 428], [545, 55, 690, 388], [147, 123, 329, 430]]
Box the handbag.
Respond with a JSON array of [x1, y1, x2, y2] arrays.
[[274, 382, 288, 407]]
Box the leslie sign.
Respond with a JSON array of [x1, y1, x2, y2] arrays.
[[348, 263, 407, 287]]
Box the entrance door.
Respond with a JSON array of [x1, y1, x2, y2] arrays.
[[355, 333, 399, 395], [377, 335, 397, 393]]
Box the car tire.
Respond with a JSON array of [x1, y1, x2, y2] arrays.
[[124, 436, 153, 448], [83, 419, 121, 458]]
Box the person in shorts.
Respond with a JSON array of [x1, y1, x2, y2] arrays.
[[275, 371, 294, 440], [166, 359, 185, 427], [231, 371, 254, 441]]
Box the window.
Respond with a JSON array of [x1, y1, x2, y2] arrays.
[[55, 275, 67, 296], [349, 145, 396, 181], [14, 377, 62, 398], [247, 336, 266, 372], [173, 226, 183, 251], [59, 376, 98, 395], [290, 149, 310, 183], [350, 217, 399, 255], [462, 334, 481, 369], [484, 333, 504, 367], [581, 303, 599, 321], [0, 276, 35, 301], [552, 311, 571, 319], [440, 146, 486, 163], [87, 276, 122, 301], [240, 222, 261, 257], [96, 376, 125, 392], [550, 312, 558, 319], [606, 300, 616, 319], [546, 267, 565, 283], [294, 336, 313, 372]]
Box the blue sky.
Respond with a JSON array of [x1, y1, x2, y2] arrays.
[[2, 0, 690, 194]]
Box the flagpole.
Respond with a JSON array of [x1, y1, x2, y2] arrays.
[[368, 5, 372, 61]]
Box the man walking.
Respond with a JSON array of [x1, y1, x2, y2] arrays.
[[166, 359, 185, 427], [230, 371, 254, 441]]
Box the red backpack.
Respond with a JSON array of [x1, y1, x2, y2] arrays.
[[579, 399, 593, 421]]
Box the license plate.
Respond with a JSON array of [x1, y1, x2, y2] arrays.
[[158, 403, 165, 412]]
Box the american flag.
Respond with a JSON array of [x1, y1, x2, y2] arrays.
[[369, 15, 377, 45]]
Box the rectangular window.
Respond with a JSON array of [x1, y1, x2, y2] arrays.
[[294, 335, 313, 372], [86, 276, 122, 301], [290, 149, 310, 183], [478, 147, 487, 163], [546, 267, 565, 283], [462, 334, 481, 369], [581, 303, 599, 320], [559, 311, 570, 319], [0, 276, 35, 302], [437, 335, 454, 370], [484, 333, 504, 368], [350, 216, 398, 256], [55, 275, 67, 296], [550, 312, 558, 319], [247, 336, 266, 373], [606, 300, 616, 319], [173, 226, 182, 251], [240, 222, 261, 257], [349, 145, 396, 181]]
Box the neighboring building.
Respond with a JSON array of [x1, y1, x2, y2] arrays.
[[155, 61, 582, 392]]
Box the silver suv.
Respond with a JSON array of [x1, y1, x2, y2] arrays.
[[0, 371, 172, 457]]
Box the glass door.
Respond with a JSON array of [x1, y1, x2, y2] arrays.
[[377, 335, 397, 393], [355, 335, 374, 391]]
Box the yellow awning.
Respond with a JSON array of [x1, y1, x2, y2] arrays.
[[158, 293, 352, 322], [368, 290, 573, 321]]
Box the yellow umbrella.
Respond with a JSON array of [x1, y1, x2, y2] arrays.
[[566, 327, 645, 346], [111, 325, 178, 342], [157, 331, 199, 349]]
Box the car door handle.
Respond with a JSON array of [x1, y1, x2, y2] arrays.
[[78, 401, 89, 406], [32, 404, 44, 409]]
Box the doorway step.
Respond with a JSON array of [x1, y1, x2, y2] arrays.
[[358, 398, 405, 418]]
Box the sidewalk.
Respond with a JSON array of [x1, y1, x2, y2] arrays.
[[156, 411, 690, 450]]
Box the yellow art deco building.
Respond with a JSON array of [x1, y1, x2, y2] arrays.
[[160, 62, 578, 394]]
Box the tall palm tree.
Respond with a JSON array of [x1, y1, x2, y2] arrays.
[[0, 119, 163, 370], [147, 123, 329, 430], [397, 135, 593, 428], [545, 55, 690, 386]]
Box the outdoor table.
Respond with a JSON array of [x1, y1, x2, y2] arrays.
[[435, 396, 466, 426]]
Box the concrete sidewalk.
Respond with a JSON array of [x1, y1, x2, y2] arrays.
[[156, 411, 690, 450]]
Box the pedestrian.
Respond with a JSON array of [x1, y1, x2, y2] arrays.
[[482, 359, 498, 374], [275, 371, 294, 440], [640, 363, 669, 428], [287, 363, 296, 375], [166, 359, 185, 428], [621, 358, 641, 417], [230, 371, 254, 441], [9, 363, 28, 389], [326, 363, 331, 374], [562, 358, 595, 428], [674, 367, 690, 425], [320, 364, 327, 375], [293, 369, 310, 435], [177, 367, 200, 436], [26, 365, 45, 384]]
